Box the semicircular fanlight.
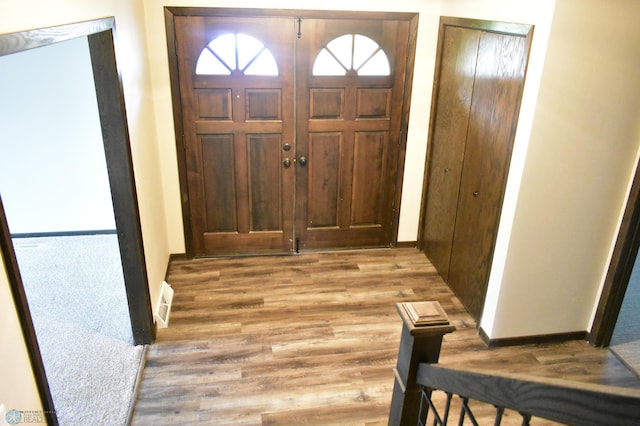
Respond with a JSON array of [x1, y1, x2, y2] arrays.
[[312, 34, 390, 76], [195, 33, 278, 76]]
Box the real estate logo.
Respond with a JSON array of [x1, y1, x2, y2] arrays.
[[4, 409, 47, 425], [5, 410, 22, 425]]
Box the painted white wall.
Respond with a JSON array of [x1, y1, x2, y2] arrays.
[[0, 37, 115, 234], [487, 0, 640, 338]]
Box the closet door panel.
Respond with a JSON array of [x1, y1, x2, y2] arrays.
[[421, 26, 479, 280], [448, 31, 528, 319]]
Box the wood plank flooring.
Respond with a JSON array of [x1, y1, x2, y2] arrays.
[[131, 248, 640, 425]]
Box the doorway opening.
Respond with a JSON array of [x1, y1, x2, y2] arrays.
[[0, 18, 154, 424]]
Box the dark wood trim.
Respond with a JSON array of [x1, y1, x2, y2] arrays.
[[396, 241, 417, 249], [12, 229, 117, 238], [0, 17, 114, 56], [165, 7, 417, 21], [390, 13, 419, 246], [479, 327, 586, 348], [0, 196, 57, 425], [165, 253, 188, 280], [87, 29, 155, 345], [165, 7, 418, 256], [164, 8, 194, 259], [589, 158, 640, 347], [438, 16, 532, 36]]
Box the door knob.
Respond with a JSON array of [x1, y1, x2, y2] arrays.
[[473, 191, 479, 197], [283, 158, 291, 168], [298, 156, 308, 167], [283, 143, 291, 151]]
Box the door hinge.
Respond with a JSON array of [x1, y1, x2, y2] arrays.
[[296, 18, 302, 39], [295, 237, 300, 253]]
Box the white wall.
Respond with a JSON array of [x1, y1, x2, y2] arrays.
[[0, 37, 115, 234], [487, 0, 640, 338]]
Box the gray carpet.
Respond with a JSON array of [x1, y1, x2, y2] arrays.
[[13, 235, 143, 425]]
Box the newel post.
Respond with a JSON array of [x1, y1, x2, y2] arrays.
[[388, 301, 456, 426]]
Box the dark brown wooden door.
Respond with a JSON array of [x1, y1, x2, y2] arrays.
[[174, 16, 295, 256], [172, 11, 414, 256], [295, 19, 409, 251], [420, 18, 531, 319]]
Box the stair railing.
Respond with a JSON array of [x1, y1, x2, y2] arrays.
[[388, 301, 640, 426]]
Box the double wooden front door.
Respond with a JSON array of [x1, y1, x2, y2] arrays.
[[170, 11, 414, 256]]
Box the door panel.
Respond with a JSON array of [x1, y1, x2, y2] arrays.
[[248, 134, 282, 231], [421, 26, 480, 281], [308, 133, 341, 228], [447, 31, 528, 318], [201, 135, 237, 232], [174, 16, 294, 256], [296, 19, 409, 250], [352, 131, 386, 226]]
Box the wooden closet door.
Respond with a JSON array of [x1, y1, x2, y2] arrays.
[[420, 18, 532, 320], [447, 30, 529, 319], [421, 25, 480, 281]]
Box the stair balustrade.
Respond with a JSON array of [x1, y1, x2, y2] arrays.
[[389, 301, 640, 426]]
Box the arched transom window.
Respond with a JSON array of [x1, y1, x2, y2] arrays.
[[313, 34, 390, 76], [195, 33, 279, 76]]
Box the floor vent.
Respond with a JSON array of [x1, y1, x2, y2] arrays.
[[155, 281, 174, 328]]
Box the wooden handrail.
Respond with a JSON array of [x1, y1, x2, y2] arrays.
[[416, 364, 640, 425]]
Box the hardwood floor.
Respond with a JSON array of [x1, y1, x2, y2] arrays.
[[131, 248, 640, 425]]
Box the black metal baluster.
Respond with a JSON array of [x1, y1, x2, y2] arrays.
[[494, 406, 505, 426]]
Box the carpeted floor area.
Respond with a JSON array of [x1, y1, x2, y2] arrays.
[[13, 234, 143, 425]]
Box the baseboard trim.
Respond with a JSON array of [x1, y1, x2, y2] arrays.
[[11, 229, 117, 238], [479, 327, 587, 348], [396, 241, 417, 248], [165, 253, 188, 281]]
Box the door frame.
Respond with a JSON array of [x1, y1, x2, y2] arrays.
[[165, 7, 418, 257], [589, 157, 640, 347], [0, 17, 155, 422]]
